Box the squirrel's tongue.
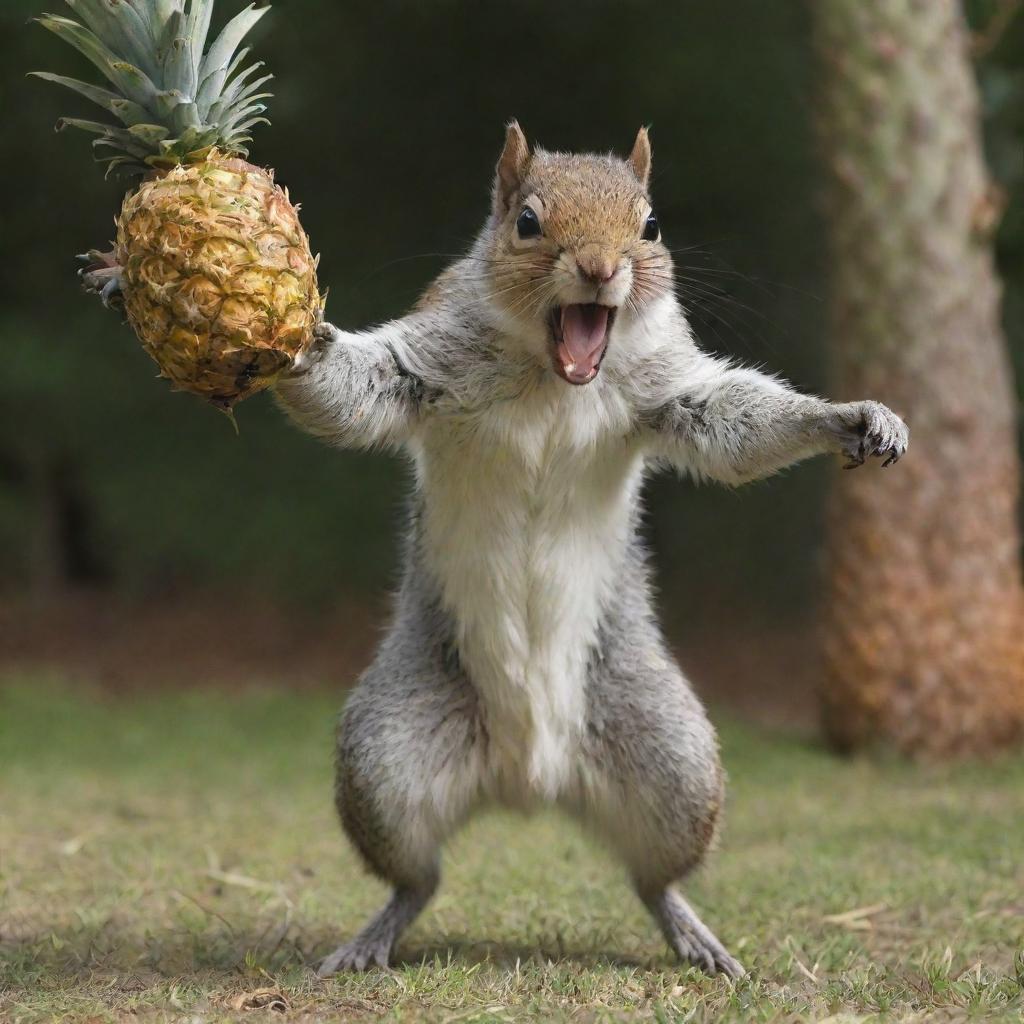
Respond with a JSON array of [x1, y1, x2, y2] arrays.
[[557, 304, 610, 384]]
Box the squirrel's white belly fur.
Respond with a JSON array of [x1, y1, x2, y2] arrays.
[[415, 374, 642, 802]]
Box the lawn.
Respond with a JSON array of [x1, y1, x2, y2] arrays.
[[1, 679, 1022, 1023]]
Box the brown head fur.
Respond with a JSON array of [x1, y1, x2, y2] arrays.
[[480, 122, 673, 332]]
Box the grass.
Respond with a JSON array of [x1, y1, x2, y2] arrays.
[[1, 679, 1023, 1022]]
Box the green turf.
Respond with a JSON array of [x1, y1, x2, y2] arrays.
[[1, 679, 1023, 1023]]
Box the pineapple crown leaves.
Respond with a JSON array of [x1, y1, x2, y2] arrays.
[[31, 0, 273, 175]]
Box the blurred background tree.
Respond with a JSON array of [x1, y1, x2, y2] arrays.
[[816, 0, 1024, 754], [1, 1, 1022, 724]]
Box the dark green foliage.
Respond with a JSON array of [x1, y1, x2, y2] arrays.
[[1, 0, 1020, 614]]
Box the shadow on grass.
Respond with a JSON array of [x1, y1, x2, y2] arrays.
[[2, 921, 675, 987], [396, 939, 654, 972]]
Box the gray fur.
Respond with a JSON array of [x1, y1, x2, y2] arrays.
[[273, 137, 908, 979]]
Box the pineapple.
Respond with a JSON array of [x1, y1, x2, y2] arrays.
[[35, 0, 321, 411]]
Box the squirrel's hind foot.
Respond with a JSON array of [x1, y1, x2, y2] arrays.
[[671, 929, 744, 980], [316, 935, 392, 976], [315, 881, 437, 977], [642, 887, 744, 980]]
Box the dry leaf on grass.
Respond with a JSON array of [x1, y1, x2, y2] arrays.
[[230, 988, 289, 1013], [207, 869, 283, 893], [821, 903, 888, 930], [57, 834, 90, 857]]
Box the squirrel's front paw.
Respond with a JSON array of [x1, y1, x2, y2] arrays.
[[833, 400, 909, 469], [287, 320, 340, 376], [78, 249, 124, 310]]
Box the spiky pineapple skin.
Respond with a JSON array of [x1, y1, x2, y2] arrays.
[[116, 152, 320, 409]]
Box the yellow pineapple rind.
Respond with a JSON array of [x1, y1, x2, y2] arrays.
[[116, 152, 321, 410]]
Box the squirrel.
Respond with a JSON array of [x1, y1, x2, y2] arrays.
[[272, 122, 909, 978]]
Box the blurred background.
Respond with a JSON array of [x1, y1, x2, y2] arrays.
[[1, 0, 1022, 724]]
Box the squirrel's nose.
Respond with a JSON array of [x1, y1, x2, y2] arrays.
[[576, 247, 619, 286]]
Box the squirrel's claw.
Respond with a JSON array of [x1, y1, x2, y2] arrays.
[[79, 249, 124, 311], [287, 319, 338, 376], [99, 274, 123, 309], [312, 319, 340, 347], [841, 442, 867, 471], [837, 401, 908, 470]]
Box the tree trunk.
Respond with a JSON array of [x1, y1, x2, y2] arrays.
[[814, 0, 1024, 754]]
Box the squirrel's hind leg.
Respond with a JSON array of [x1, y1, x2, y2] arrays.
[[569, 612, 743, 978], [317, 605, 483, 976]]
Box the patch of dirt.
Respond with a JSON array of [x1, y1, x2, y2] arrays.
[[0, 590, 381, 693], [678, 619, 820, 727], [0, 591, 819, 727]]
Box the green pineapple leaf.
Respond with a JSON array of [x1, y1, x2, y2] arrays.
[[64, 0, 158, 78], [31, 71, 150, 127], [127, 123, 171, 145], [185, 0, 216, 77], [170, 100, 202, 133], [37, 0, 275, 170], [200, 4, 268, 82], [163, 36, 197, 99]]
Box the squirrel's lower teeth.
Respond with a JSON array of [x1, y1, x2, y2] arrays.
[[564, 361, 577, 374]]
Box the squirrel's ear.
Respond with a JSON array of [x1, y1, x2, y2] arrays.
[[494, 120, 530, 216], [628, 126, 652, 190]]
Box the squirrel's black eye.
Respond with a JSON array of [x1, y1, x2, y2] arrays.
[[642, 212, 660, 242], [516, 207, 542, 239]]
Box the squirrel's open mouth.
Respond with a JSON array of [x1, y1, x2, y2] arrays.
[[550, 304, 616, 385]]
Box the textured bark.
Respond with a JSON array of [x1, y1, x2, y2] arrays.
[[814, 0, 1024, 754]]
